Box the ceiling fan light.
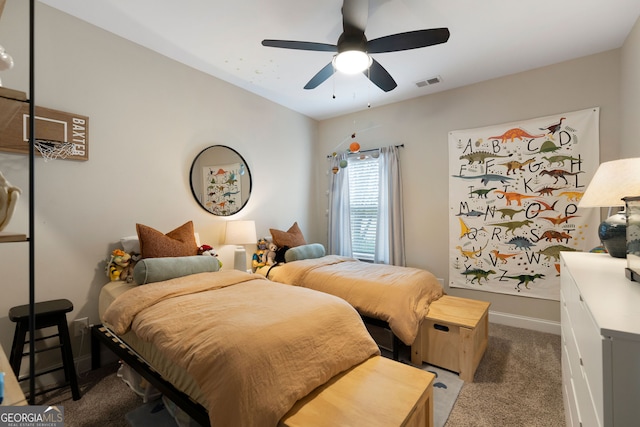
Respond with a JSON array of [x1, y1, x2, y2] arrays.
[[333, 50, 371, 74]]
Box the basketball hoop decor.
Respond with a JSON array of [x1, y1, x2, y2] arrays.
[[34, 139, 76, 161], [0, 87, 89, 161]]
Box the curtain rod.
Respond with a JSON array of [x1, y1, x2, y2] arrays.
[[326, 143, 404, 159]]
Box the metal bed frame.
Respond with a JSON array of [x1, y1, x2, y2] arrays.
[[90, 324, 210, 427]]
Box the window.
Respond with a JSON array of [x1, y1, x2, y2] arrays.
[[348, 156, 379, 261]]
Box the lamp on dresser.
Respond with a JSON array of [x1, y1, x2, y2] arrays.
[[624, 195, 640, 282], [578, 157, 640, 258], [224, 220, 257, 271]]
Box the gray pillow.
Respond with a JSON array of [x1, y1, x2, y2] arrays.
[[133, 255, 220, 284], [284, 243, 326, 263]]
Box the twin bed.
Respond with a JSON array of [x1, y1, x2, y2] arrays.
[[256, 247, 444, 362], [94, 252, 439, 426]]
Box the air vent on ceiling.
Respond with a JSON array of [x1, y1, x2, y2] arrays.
[[415, 75, 442, 88]]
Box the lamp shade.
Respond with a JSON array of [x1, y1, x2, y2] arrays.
[[578, 157, 640, 258], [224, 220, 257, 245], [578, 158, 640, 208]]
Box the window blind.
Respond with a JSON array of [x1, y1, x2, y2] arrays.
[[348, 156, 379, 261]]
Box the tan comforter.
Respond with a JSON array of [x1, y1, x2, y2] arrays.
[[265, 255, 444, 345], [103, 270, 380, 427]]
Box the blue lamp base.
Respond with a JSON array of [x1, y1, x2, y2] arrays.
[[598, 212, 627, 258]]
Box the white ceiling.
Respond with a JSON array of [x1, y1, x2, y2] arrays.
[[39, 0, 640, 121]]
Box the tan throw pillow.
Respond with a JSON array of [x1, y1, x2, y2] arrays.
[[270, 222, 307, 248], [136, 221, 198, 259]]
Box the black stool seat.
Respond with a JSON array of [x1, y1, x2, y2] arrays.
[[9, 299, 81, 402]]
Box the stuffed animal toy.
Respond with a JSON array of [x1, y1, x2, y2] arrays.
[[265, 242, 278, 266], [252, 238, 268, 271], [198, 244, 222, 269], [106, 249, 138, 282], [119, 253, 140, 283], [198, 244, 217, 257], [275, 245, 289, 264], [107, 249, 129, 281]]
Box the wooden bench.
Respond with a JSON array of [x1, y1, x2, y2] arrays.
[[411, 296, 490, 382], [280, 355, 435, 427]]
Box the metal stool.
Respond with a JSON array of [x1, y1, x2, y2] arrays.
[[8, 299, 81, 402]]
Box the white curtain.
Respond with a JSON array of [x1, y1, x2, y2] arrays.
[[375, 146, 405, 266], [327, 153, 352, 256]]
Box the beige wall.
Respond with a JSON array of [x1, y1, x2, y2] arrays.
[[316, 49, 622, 331], [0, 2, 318, 360], [621, 14, 640, 158]]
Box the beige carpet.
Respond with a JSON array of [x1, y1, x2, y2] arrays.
[[37, 322, 564, 426], [35, 364, 139, 427], [446, 323, 564, 427]]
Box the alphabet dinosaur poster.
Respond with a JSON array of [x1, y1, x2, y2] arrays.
[[448, 108, 601, 300], [202, 162, 242, 216]]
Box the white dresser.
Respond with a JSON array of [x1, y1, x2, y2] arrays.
[[561, 252, 640, 427]]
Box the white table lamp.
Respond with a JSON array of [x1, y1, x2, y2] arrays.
[[579, 158, 640, 258], [224, 220, 257, 271]]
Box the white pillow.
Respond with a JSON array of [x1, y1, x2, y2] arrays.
[[120, 235, 140, 253]]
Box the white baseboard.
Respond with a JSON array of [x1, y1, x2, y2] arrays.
[[489, 310, 560, 335]]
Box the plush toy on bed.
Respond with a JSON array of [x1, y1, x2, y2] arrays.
[[252, 238, 268, 271], [118, 253, 140, 283], [198, 244, 223, 269], [106, 249, 139, 282], [265, 242, 278, 266], [275, 245, 289, 264], [198, 244, 217, 257]]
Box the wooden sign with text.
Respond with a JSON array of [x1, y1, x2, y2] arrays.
[[0, 89, 89, 161]]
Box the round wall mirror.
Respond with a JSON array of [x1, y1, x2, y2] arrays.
[[190, 145, 252, 216]]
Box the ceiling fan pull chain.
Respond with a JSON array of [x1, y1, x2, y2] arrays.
[[367, 66, 371, 108], [332, 64, 337, 99]]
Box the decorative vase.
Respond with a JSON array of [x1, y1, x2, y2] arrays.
[[598, 211, 627, 258], [0, 171, 21, 232]]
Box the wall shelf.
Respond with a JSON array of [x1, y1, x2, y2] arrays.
[[0, 232, 28, 243]]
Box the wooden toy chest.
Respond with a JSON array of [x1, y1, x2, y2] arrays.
[[416, 295, 490, 382], [280, 356, 435, 427]]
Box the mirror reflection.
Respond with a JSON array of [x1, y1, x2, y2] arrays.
[[190, 145, 252, 216]]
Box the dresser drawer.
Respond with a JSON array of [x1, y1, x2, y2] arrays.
[[569, 291, 604, 423], [561, 258, 604, 426], [562, 343, 579, 427], [561, 303, 576, 380]]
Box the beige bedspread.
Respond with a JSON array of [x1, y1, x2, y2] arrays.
[[103, 270, 380, 427], [264, 255, 444, 346]]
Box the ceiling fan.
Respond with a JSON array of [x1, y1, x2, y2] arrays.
[[261, 0, 450, 92]]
